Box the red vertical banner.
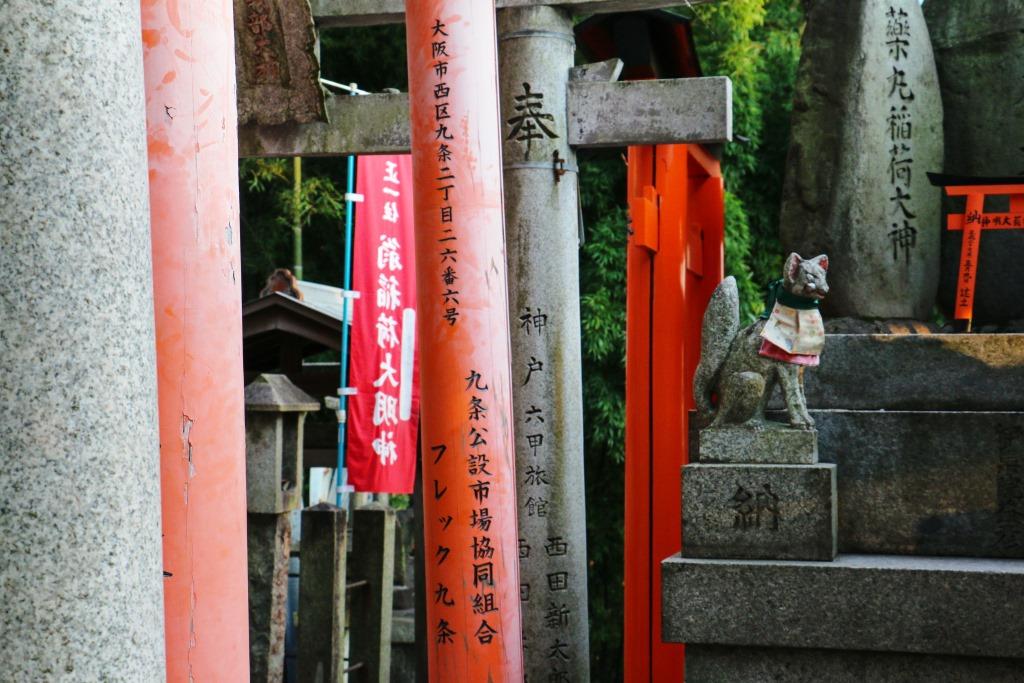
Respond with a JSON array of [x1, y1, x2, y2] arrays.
[[405, 2, 524, 680], [348, 155, 420, 493]]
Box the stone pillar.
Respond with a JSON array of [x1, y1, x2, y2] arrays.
[[0, 1, 166, 679], [498, 7, 590, 680], [924, 1, 1024, 324], [248, 514, 292, 683], [780, 0, 943, 320], [298, 504, 348, 683], [349, 504, 396, 682]]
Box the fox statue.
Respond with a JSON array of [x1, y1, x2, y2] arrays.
[[694, 253, 829, 430]]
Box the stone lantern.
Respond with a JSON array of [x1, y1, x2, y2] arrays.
[[245, 373, 320, 514], [244, 373, 319, 682]]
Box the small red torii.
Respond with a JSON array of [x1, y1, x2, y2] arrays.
[[928, 173, 1024, 330]]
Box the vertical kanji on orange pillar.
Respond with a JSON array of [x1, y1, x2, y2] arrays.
[[404, 2, 524, 681], [140, 0, 250, 680]]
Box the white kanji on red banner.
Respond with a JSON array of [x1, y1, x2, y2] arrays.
[[346, 155, 419, 493]]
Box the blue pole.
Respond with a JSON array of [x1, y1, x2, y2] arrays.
[[336, 90, 358, 508]]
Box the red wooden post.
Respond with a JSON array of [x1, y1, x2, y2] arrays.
[[141, 1, 251, 679], [404, 2, 524, 680], [624, 144, 723, 682]]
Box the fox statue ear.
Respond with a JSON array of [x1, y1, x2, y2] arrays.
[[784, 252, 803, 280], [811, 254, 829, 271]]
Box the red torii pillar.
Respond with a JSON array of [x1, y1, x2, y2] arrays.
[[624, 144, 724, 682], [405, 2, 524, 680], [141, 1, 251, 679]]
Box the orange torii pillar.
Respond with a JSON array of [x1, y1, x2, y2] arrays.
[[405, 2, 524, 680], [624, 144, 724, 682], [141, 1, 251, 680]]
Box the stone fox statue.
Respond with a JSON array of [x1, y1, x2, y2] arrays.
[[694, 253, 829, 430]]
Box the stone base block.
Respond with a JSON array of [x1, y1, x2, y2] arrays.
[[698, 424, 818, 464], [682, 464, 836, 561], [685, 645, 1024, 683], [662, 554, 1024, 659], [689, 410, 1024, 558]]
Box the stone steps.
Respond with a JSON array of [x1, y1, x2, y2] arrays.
[[663, 553, 1024, 678], [671, 333, 1024, 680], [664, 554, 1024, 658], [781, 333, 1024, 411]]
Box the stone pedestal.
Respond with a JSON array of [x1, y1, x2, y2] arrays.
[[685, 425, 837, 561], [682, 464, 837, 561], [663, 554, 1024, 659], [0, 2, 165, 679], [668, 334, 1024, 681], [699, 425, 818, 464], [684, 645, 1024, 683]]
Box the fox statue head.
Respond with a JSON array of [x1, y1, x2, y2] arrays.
[[783, 253, 829, 300]]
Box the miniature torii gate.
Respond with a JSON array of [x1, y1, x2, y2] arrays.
[[928, 173, 1024, 330], [239, 1, 729, 680]]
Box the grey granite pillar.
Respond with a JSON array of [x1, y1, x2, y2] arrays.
[[0, 1, 166, 680], [498, 7, 590, 680]]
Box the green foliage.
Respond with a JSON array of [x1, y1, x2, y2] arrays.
[[685, 0, 805, 318], [239, 157, 347, 297], [578, 154, 628, 680]]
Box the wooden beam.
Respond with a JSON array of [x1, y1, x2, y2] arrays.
[[239, 77, 731, 158], [238, 92, 409, 158], [311, 0, 715, 28], [568, 77, 732, 148]]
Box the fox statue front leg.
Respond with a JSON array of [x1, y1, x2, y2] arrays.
[[776, 364, 814, 429]]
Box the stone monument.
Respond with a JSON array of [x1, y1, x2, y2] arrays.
[[233, 0, 327, 125], [924, 0, 1024, 324], [780, 0, 943, 320]]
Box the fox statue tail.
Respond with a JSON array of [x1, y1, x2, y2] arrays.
[[693, 276, 741, 419]]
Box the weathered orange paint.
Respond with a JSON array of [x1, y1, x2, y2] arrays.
[[624, 144, 723, 682], [140, 1, 250, 681], [405, 2, 524, 680]]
